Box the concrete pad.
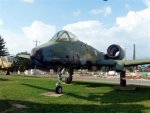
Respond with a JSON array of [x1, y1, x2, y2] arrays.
[[116, 86, 136, 91], [12, 103, 27, 109], [41, 92, 64, 97]]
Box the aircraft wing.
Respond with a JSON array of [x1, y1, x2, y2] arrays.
[[118, 59, 150, 66], [16, 54, 30, 59]]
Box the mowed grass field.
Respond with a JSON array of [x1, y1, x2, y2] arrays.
[[0, 75, 150, 113]]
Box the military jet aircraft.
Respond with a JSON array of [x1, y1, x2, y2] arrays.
[[19, 30, 150, 94]]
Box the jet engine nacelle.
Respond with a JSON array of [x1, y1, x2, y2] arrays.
[[107, 44, 125, 60]]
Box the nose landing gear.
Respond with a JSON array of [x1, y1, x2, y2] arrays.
[[55, 67, 74, 94], [55, 68, 65, 94]]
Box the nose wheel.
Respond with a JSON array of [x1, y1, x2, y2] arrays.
[[55, 85, 62, 94]]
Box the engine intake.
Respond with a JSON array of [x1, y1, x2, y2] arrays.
[[107, 44, 125, 60]]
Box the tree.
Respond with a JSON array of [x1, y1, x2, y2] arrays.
[[15, 52, 30, 72], [0, 35, 9, 56]]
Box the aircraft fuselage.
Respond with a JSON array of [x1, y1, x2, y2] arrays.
[[31, 40, 117, 69]]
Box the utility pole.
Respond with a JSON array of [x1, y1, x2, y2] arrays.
[[33, 40, 40, 47], [133, 44, 137, 71]]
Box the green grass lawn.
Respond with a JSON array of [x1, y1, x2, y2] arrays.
[[0, 75, 150, 113]]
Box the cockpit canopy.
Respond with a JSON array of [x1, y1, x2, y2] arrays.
[[50, 30, 78, 42]]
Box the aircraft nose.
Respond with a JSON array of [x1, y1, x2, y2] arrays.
[[30, 48, 43, 67], [31, 48, 37, 58]]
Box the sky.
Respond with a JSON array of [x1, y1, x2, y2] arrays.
[[0, 0, 150, 59]]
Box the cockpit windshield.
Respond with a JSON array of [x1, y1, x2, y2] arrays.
[[50, 30, 78, 42]]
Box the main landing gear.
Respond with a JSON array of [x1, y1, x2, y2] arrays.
[[55, 68, 74, 94], [120, 71, 126, 87], [119, 71, 136, 91], [6, 70, 10, 75], [65, 68, 73, 84]]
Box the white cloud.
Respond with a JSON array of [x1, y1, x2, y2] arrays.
[[2, 30, 27, 55], [0, 19, 3, 25], [73, 9, 81, 17], [90, 6, 112, 16], [63, 20, 103, 32], [116, 8, 150, 33], [63, 20, 111, 45], [22, 21, 56, 46], [144, 0, 150, 7], [23, 0, 34, 4], [104, 7, 112, 16], [0, 21, 56, 55], [64, 6, 150, 59]]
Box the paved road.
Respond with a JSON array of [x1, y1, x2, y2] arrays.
[[74, 77, 150, 86]]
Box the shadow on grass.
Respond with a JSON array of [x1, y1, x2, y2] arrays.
[[22, 81, 150, 104], [73, 81, 116, 88], [100, 86, 150, 104], [0, 100, 149, 113], [21, 83, 54, 92], [69, 81, 150, 104], [0, 78, 9, 81], [1, 80, 150, 112]]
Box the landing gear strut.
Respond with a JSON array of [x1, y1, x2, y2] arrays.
[[6, 70, 10, 75], [55, 67, 74, 93], [120, 71, 126, 87], [65, 68, 73, 84], [55, 68, 65, 94]]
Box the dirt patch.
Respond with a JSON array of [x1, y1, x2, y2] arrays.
[[1, 103, 27, 113], [12, 103, 27, 109], [116, 86, 136, 91], [41, 92, 64, 97]]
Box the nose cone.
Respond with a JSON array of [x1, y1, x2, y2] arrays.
[[30, 47, 43, 67], [30, 42, 55, 68], [31, 48, 36, 58]]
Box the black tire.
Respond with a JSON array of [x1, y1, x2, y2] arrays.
[[65, 77, 72, 84], [55, 86, 62, 94]]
